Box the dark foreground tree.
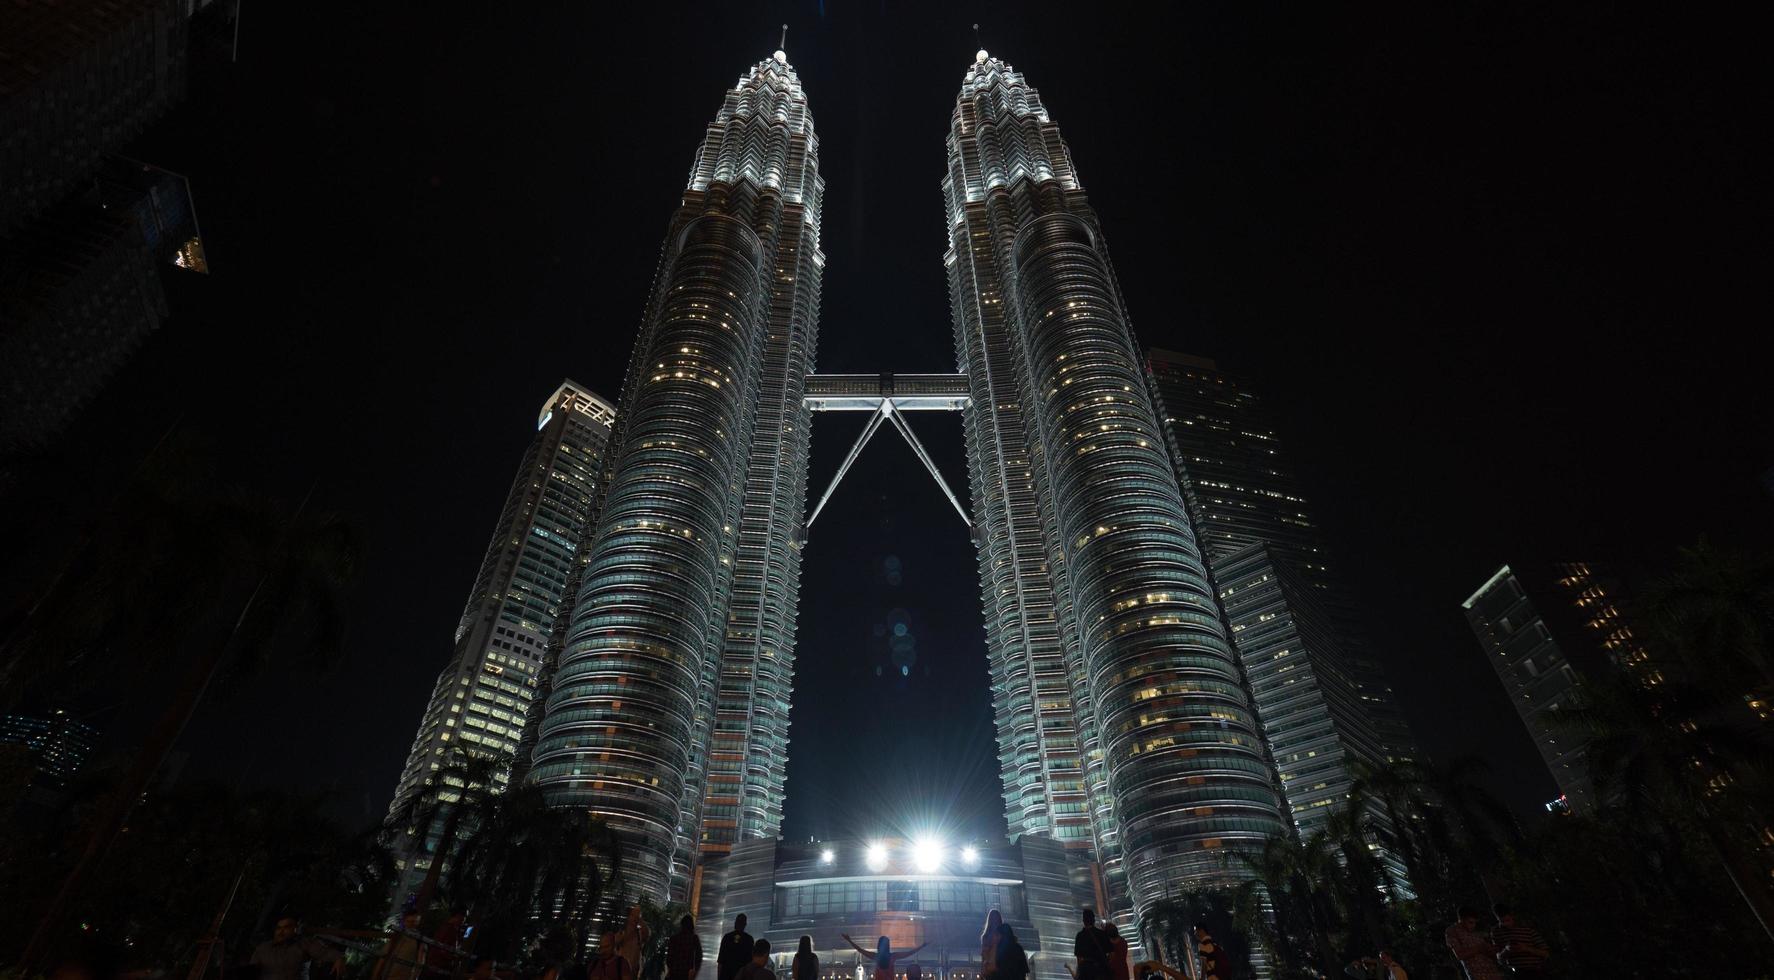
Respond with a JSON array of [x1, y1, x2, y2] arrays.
[[439, 780, 624, 965], [1140, 890, 1255, 980], [0, 780, 391, 971], [8, 441, 361, 970], [384, 749, 509, 916]]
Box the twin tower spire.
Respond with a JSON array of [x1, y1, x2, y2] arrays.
[[527, 45, 1285, 927]]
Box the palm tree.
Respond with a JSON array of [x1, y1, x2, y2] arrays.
[[1321, 792, 1391, 955], [14, 459, 361, 972], [1138, 896, 1198, 971], [1561, 668, 1774, 943], [1639, 541, 1774, 704], [1231, 835, 1342, 976], [1139, 889, 1255, 980], [1393, 756, 1520, 912], [385, 749, 509, 915], [2, 435, 354, 710], [0, 418, 188, 709], [1347, 760, 1440, 904], [7, 779, 395, 971], [446, 781, 623, 963]]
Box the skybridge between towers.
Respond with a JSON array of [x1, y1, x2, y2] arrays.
[[801, 373, 972, 528], [528, 46, 1307, 936]]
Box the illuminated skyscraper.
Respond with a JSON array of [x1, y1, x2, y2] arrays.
[[525, 48, 1291, 927], [1144, 349, 1420, 767], [0, 709, 98, 787], [1211, 544, 1390, 846], [945, 52, 1286, 917], [529, 48, 823, 903], [1460, 562, 1642, 814], [385, 380, 614, 894], [1144, 351, 1419, 864]]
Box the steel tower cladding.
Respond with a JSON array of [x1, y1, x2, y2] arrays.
[[945, 52, 1286, 913], [531, 50, 823, 902], [702, 52, 824, 857]]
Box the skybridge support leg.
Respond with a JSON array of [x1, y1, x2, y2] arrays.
[[806, 407, 888, 528], [883, 401, 972, 528]]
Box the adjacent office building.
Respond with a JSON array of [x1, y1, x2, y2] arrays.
[[1145, 349, 1419, 764], [1213, 545, 1390, 840], [385, 380, 615, 894], [0, 709, 98, 788], [1, 0, 217, 451], [1144, 350, 1418, 853], [1, 158, 206, 449], [1545, 562, 1658, 687], [1461, 564, 1597, 812], [0, 0, 189, 234]]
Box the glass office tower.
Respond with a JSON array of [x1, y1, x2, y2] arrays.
[[529, 49, 823, 903], [1144, 349, 1420, 767], [385, 380, 614, 895], [1462, 564, 1598, 812], [1144, 350, 1420, 869], [1212, 545, 1390, 844], [945, 52, 1286, 918]]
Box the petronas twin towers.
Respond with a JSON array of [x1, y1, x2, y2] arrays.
[[528, 47, 1286, 920]]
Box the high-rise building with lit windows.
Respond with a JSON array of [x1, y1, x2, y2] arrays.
[[944, 52, 1286, 919], [529, 48, 824, 905], [1145, 349, 1421, 769], [1212, 544, 1390, 847], [1462, 564, 1597, 812], [523, 47, 1293, 928], [385, 379, 614, 897], [0, 709, 98, 787]]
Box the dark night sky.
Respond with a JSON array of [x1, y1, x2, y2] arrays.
[[74, 1, 1768, 835]]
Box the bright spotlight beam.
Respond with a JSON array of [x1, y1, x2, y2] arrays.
[[866, 842, 889, 871], [912, 836, 945, 873], [961, 845, 980, 867]]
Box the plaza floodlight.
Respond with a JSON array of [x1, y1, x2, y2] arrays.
[[912, 836, 945, 873]]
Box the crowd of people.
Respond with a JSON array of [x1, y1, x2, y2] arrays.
[[235, 899, 1551, 980], [240, 908, 511, 980]]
